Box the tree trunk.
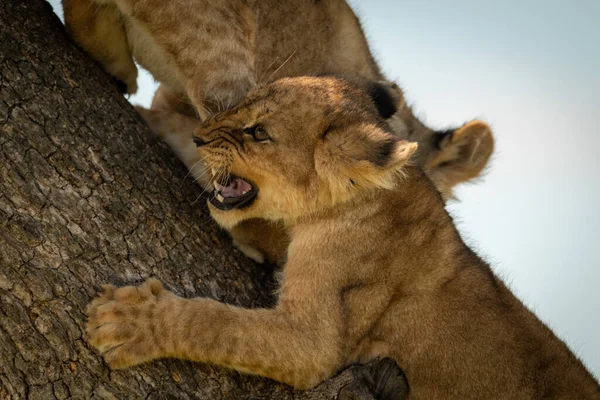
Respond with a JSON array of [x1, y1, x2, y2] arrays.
[[0, 1, 360, 398]]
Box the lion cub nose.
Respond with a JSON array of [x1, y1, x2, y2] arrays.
[[192, 136, 207, 147]]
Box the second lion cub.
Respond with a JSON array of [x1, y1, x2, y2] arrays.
[[86, 77, 600, 398]]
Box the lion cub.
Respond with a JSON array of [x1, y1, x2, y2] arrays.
[[86, 77, 599, 398], [64, 0, 495, 264], [63, 0, 494, 194], [62, 0, 376, 117], [137, 78, 494, 263]]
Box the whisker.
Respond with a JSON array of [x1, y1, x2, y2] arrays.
[[217, 93, 225, 113], [191, 192, 206, 205], [267, 51, 296, 83], [201, 104, 212, 120], [192, 166, 224, 205], [258, 56, 281, 86], [194, 157, 220, 184], [180, 153, 214, 186], [180, 159, 203, 186]]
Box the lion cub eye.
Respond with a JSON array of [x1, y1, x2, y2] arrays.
[[244, 125, 271, 142]]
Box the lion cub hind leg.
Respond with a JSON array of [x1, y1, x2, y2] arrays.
[[182, 1, 257, 116], [151, 84, 197, 117], [338, 358, 409, 400], [63, 0, 138, 94], [112, 0, 257, 118]]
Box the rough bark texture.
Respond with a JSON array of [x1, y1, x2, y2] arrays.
[[0, 1, 360, 398]]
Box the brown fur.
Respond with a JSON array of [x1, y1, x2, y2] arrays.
[[63, 0, 376, 117], [136, 87, 493, 264], [63, 0, 493, 192], [86, 77, 599, 397], [63, 0, 138, 93], [64, 0, 495, 263]]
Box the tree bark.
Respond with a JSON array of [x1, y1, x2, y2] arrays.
[[0, 1, 360, 398]]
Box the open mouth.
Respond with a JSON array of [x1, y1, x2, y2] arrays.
[[209, 174, 258, 211]]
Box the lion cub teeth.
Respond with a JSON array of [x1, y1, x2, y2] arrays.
[[216, 193, 225, 203], [214, 181, 223, 190]]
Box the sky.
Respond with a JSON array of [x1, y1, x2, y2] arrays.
[[48, 0, 599, 378]]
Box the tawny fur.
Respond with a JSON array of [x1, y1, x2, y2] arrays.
[[86, 77, 599, 398], [62, 0, 493, 190], [135, 93, 494, 264], [63, 0, 374, 116], [63, 0, 495, 263]]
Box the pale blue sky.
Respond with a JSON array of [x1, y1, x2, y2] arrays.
[[49, 0, 599, 378]]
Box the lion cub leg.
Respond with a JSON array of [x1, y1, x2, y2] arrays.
[[182, 1, 257, 117], [86, 275, 345, 389], [135, 107, 214, 188], [110, 0, 257, 119], [151, 84, 197, 117], [63, 0, 138, 94]]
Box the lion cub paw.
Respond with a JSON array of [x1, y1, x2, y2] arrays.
[[86, 278, 176, 369], [232, 237, 266, 264], [338, 358, 409, 400], [114, 72, 138, 96]]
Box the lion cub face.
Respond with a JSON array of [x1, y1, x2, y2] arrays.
[[195, 76, 417, 228]]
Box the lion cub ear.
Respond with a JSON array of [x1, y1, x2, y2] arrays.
[[316, 124, 418, 197], [426, 120, 494, 198], [365, 80, 403, 119]]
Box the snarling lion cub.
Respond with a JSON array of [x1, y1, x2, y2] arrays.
[[62, 0, 494, 199], [138, 78, 494, 263], [86, 77, 599, 398], [64, 0, 495, 265]]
